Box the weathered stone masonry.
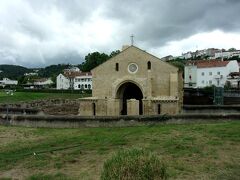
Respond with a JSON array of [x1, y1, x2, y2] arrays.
[[79, 45, 183, 116]]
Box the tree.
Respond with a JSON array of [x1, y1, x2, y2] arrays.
[[109, 50, 121, 58], [80, 52, 109, 72], [228, 48, 236, 52], [168, 61, 184, 72], [80, 50, 120, 72], [38, 64, 70, 78]]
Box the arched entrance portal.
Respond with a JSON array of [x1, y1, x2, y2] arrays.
[[116, 82, 143, 115]]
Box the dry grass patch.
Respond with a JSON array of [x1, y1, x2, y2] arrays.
[[0, 121, 239, 179]]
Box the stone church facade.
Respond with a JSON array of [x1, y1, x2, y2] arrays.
[[79, 45, 183, 116]]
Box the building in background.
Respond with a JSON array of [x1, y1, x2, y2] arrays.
[[161, 55, 174, 61], [33, 78, 53, 88], [73, 72, 92, 90], [215, 50, 240, 59], [56, 67, 92, 90], [0, 78, 18, 87], [24, 72, 38, 76], [57, 73, 70, 89], [184, 60, 239, 88], [226, 72, 240, 89]]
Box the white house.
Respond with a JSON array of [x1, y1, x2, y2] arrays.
[[74, 72, 92, 90], [33, 78, 53, 87], [184, 60, 239, 88], [0, 78, 18, 87], [182, 52, 193, 59], [57, 73, 70, 89], [56, 71, 92, 90], [215, 50, 240, 59], [63, 67, 80, 73], [24, 72, 38, 76]]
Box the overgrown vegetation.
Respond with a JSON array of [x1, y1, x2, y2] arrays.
[[101, 148, 167, 180], [0, 121, 239, 179]]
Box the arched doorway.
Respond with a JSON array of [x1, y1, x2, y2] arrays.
[[116, 82, 143, 115]]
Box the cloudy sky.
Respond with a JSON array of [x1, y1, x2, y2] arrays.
[[0, 0, 240, 67]]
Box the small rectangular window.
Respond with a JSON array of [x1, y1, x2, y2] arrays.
[[116, 63, 119, 71], [201, 72, 204, 76], [93, 103, 96, 116], [217, 72, 220, 75], [209, 72, 212, 75], [202, 80, 204, 84], [157, 104, 161, 114], [148, 61, 151, 70]]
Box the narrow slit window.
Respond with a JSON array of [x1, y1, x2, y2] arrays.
[[147, 61, 151, 70], [157, 104, 161, 114], [116, 63, 119, 71], [93, 103, 96, 116]]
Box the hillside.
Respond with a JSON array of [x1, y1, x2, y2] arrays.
[[0, 65, 31, 80], [0, 64, 75, 80], [37, 64, 73, 78]]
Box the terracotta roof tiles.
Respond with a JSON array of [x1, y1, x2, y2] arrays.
[[64, 71, 92, 78], [186, 60, 230, 68]]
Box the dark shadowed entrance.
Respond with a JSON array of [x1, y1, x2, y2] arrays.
[[116, 82, 143, 115]]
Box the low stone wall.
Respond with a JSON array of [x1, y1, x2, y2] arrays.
[[0, 113, 239, 128], [0, 99, 79, 109], [0, 107, 41, 115], [0, 99, 80, 115]]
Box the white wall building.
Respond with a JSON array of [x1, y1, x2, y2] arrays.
[[24, 72, 38, 76], [74, 72, 92, 90], [215, 50, 240, 59], [34, 78, 53, 86], [57, 73, 70, 89], [63, 67, 80, 73], [182, 52, 192, 59], [56, 71, 92, 90], [0, 78, 18, 86], [184, 60, 239, 88]]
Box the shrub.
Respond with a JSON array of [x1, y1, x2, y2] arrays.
[[101, 148, 167, 180]]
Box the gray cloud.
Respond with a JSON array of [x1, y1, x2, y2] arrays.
[[0, 0, 240, 67], [104, 0, 240, 46]]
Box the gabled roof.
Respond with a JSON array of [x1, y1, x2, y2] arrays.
[[91, 45, 178, 72], [186, 60, 230, 68]]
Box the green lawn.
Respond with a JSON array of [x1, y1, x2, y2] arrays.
[[0, 121, 239, 179], [0, 91, 90, 103]]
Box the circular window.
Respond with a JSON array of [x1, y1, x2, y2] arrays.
[[128, 63, 138, 73]]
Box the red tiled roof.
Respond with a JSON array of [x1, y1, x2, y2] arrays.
[[64, 71, 92, 78], [34, 78, 49, 82], [186, 60, 229, 68]]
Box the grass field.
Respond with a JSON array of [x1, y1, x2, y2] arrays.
[[0, 121, 239, 179], [0, 91, 90, 103]]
